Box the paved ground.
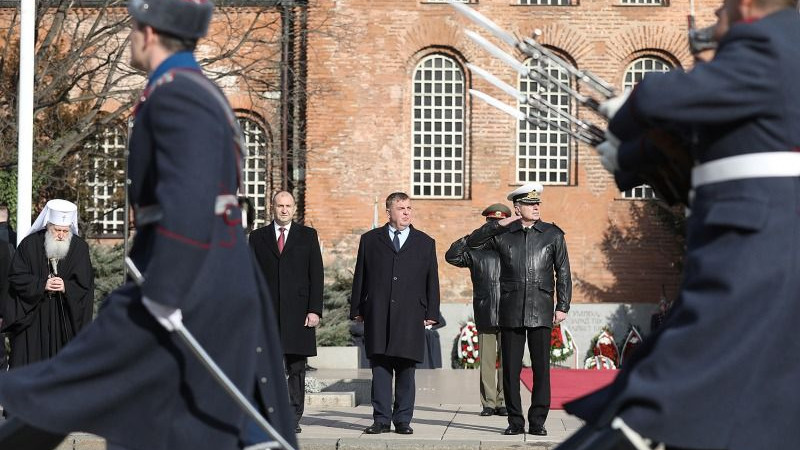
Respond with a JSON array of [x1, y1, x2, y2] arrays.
[[1, 368, 585, 449], [297, 368, 583, 449]]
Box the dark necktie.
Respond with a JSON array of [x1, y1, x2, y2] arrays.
[[393, 230, 401, 252], [278, 227, 286, 253]]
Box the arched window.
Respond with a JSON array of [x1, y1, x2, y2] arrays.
[[517, 57, 572, 185], [85, 124, 126, 235], [411, 54, 466, 199], [237, 115, 270, 229], [620, 56, 672, 199]]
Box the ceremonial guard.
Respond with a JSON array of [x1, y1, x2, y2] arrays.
[[563, 0, 800, 448], [0, 1, 296, 449]]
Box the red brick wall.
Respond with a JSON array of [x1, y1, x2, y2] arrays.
[[303, 0, 713, 305]]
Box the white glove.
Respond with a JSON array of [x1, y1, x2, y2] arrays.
[[596, 130, 621, 173], [599, 89, 631, 120], [142, 296, 183, 332]]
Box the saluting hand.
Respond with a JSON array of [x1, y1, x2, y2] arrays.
[[305, 312, 320, 328], [497, 214, 522, 227]]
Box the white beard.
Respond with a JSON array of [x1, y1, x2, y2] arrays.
[[45, 230, 72, 260]]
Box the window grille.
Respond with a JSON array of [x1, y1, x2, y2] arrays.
[[517, 57, 571, 185], [238, 116, 270, 228], [411, 54, 466, 198], [621, 57, 671, 199]]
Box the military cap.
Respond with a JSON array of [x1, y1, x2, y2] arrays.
[[481, 203, 512, 219], [128, 0, 214, 40], [507, 182, 544, 204]]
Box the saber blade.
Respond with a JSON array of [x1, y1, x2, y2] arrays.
[[467, 63, 526, 103], [465, 30, 529, 76], [470, 89, 526, 121], [447, 0, 518, 48]]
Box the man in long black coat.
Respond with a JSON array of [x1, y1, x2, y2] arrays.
[[250, 190, 324, 433], [2, 200, 94, 368], [446, 203, 510, 417], [560, 0, 800, 448], [0, 2, 296, 449], [350, 192, 441, 435]]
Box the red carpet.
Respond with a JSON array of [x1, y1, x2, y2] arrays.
[[520, 368, 618, 409]]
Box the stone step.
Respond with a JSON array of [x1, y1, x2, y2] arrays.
[[305, 377, 371, 407]]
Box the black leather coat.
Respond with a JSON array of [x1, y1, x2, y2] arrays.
[[445, 236, 501, 333], [467, 220, 572, 328]]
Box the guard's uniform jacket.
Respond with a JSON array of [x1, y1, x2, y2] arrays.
[[0, 52, 297, 450], [466, 220, 571, 329], [445, 236, 501, 333], [567, 9, 800, 450]]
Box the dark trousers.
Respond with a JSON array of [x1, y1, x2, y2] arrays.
[[369, 354, 417, 426], [285, 354, 306, 425], [501, 326, 551, 428]]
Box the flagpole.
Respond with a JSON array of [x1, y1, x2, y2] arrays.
[[17, 0, 36, 243]]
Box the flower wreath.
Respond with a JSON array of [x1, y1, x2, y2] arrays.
[[584, 327, 619, 370], [455, 320, 480, 369], [550, 323, 575, 364]]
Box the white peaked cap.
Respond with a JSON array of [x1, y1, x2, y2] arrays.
[[29, 199, 80, 236], [507, 182, 545, 202]]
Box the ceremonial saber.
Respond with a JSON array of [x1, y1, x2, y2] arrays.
[[124, 257, 294, 450], [468, 63, 605, 142], [448, 0, 615, 98], [470, 89, 601, 146], [464, 30, 602, 112]]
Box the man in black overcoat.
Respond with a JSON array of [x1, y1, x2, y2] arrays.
[[467, 183, 572, 437], [250, 190, 324, 433], [350, 192, 441, 435], [0, 1, 297, 449], [446, 203, 510, 417], [2, 200, 94, 368], [559, 0, 800, 448]]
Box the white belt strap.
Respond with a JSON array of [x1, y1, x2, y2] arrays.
[[691, 151, 800, 188], [214, 194, 239, 215]]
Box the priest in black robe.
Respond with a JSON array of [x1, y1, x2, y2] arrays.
[[1, 199, 94, 368]]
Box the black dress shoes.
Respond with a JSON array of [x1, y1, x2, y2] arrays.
[[480, 407, 494, 416], [494, 406, 508, 416], [394, 423, 414, 434], [364, 422, 390, 434], [529, 425, 547, 436], [295, 425, 302, 433], [503, 425, 525, 435]]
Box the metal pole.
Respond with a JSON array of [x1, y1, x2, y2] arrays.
[[16, 0, 36, 243]]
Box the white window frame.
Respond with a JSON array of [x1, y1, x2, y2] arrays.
[[238, 115, 270, 229], [517, 57, 572, 185], [621, 56, 672, 200], [518, 0, 572, 5], [411, 54, 466, 199], [86, 125, 126, 236], [620, 0, 665, 5]]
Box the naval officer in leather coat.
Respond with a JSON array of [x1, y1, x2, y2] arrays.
[[467, 182, 572, 437]]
